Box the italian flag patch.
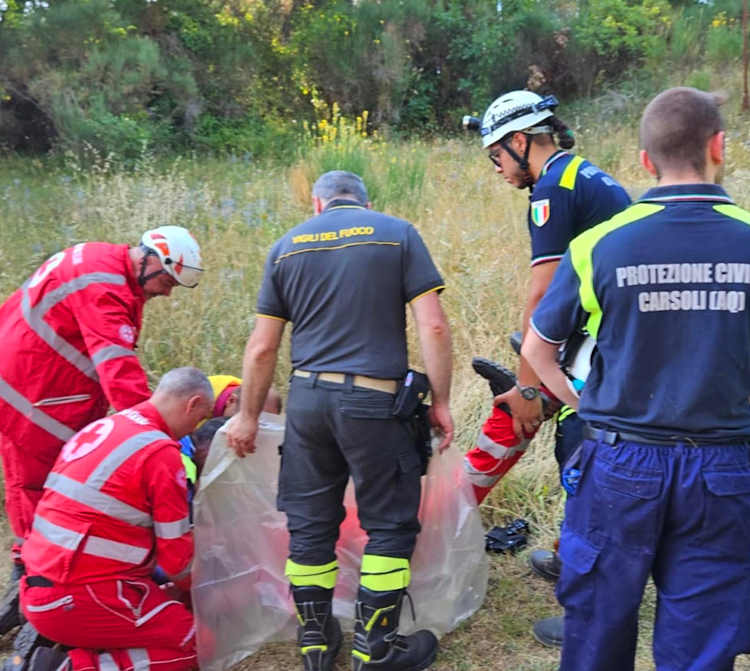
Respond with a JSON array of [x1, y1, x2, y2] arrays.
[[531, 199, 550, 227]]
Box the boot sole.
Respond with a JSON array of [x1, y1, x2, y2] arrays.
[[357, 641, 438, 671], [531, 628, 563, 648], [405, 646, 438, 671]]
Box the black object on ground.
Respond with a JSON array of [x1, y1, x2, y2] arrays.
[[485, 518, 530, 554]]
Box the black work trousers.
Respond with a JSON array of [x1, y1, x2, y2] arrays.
[[278, 374, 422, 565]]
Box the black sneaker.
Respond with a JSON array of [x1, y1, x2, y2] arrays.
[[532, 616, 563, 648], [529, 550, 562, 582]]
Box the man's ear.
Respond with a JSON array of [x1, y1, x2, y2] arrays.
[[313, 195, 324, 215], [708, 130, 725, 166], [186, 394, 208, 418], [366, 201, 372, 209], [640, 149, 658, 177], [510, 131, 527, 153]]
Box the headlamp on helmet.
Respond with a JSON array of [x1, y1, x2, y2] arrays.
[[140, 226, 204, 288]]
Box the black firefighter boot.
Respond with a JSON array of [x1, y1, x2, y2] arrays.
[[351, 587, 437, 671], [0, 562, 25, 634], [292, 586, 342, 671]]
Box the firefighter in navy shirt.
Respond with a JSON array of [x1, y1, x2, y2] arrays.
[[227, 171, 453, 671], [524, 87, 750, 671]]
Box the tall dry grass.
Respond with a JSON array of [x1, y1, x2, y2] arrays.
[[2, 83, 750, 669]]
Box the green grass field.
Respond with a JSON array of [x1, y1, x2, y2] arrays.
[[2, 79, 750, 669]]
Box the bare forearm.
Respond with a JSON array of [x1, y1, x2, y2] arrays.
[[419, 320, 452, 406], [518, 261, 558, 387], [518, 298, 541, 388], [239, 347, 278, 420], [522, 331, 579, 410], [238, 319, 284, 420], [411, 292, 452, 405]]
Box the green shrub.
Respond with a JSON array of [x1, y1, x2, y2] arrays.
[[706, 11, 743, 63]]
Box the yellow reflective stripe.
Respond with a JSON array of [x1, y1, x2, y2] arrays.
[[558, 404, 576, 422], [365, 605, 397, 632], [359, 555, 410, 591], [569, 203, 664, 339], [714, 204, 750, 225], [274, 241, 399, 264], [409, 285, 445, 304], [181, 454, 197, 485], [255, 313, 287, 323], [285, 559, 338, 589], [352, 650, 371, 663], [558, 156, 584, 190], [301, 645, 327, 654]]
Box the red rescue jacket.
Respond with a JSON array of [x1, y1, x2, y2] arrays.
[[0, 243, 151, 450], [22, 401, 193, 590]]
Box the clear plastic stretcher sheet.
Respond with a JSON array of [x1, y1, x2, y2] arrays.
[[192, 413, 488, 671]]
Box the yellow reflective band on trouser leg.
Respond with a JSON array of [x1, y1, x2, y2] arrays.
[[301, 645, 327, 655], [285, 559, 339, 589], [352, 649, 371, 663], [359, 554, 411, 591]]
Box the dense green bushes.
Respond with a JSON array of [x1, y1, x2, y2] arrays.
[[0, 0, 745, 159]]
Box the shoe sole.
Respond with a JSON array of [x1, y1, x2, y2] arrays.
[[355, 640, 438, 670], [531, 627, 562, 648], [471, 357, 516, 397], [407, 646, 438, 671]]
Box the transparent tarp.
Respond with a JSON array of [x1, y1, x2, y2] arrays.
[[192, 413, 488, 671]]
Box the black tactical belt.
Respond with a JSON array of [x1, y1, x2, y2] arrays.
[[583, 424, 748, 447]]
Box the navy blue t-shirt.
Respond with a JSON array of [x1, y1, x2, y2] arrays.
[[256, 199, 444, 379], [532, 184, 750, 440], [528, 152, 631, 267]]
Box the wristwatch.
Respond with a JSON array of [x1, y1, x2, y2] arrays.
[[515, 381, 540, 401]]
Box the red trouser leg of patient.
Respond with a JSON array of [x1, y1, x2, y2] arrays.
[[463, 406, 539, 505]]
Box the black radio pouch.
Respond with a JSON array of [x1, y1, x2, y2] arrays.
[[412, 403, 433, 475], [393, 370, 432, 475], [392, 370, 430, 419]]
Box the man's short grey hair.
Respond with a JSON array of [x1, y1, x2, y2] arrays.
[[155, 367, 214, 402], [312, 171, 368, 205]]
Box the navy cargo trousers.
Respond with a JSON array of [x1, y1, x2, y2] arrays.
[[278, 374, 422, 565], [558, 435, 750, 671]]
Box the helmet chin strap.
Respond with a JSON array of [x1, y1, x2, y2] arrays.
[[138, 246, 168, 287], [500, 136, 535, 191]]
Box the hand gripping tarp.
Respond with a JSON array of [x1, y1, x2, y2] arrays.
[[191, 413, 488, 671]]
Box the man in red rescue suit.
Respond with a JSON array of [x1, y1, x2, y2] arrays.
[[18, 367, 214, 671], [0, 226, 203, 634]]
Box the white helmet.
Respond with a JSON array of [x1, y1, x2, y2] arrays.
[[481, 90, 558, 148], [140, 226, 203, 288]]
